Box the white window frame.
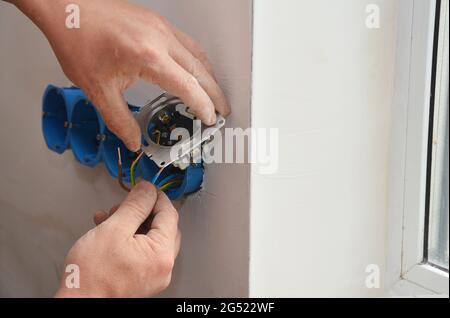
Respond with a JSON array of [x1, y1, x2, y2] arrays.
[[387, 0, 449, 296]]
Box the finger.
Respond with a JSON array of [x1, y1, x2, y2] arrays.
[[93, 203, 120, 226], [88, 84, 141, 152], [169, 25, 216, 78], [147, 190, 179, 247], [93, 210, 109, 226], [141, 55, 217, 125], [170, 41, 230, 117], [108, 181, 158, 234], [109, 204, 120, 216]]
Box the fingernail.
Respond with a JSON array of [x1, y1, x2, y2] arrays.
[[127, 139, 141, 152], [95, 211, 107, 218], [223, 105, 232, 116], [134, 181, 157, 194], [207, 113, 217, 126]]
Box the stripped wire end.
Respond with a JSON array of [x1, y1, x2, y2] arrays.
[[117, 147, 131, 192]]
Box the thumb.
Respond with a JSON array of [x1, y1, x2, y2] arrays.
[[108, 181, 158, 234], [88, 84, 141, 152]]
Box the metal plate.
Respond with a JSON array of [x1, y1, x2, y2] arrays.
[[134, 93, 226, 168]]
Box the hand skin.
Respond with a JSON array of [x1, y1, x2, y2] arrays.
[[55, 182, 181, 298], [10, 0, 230, 151]]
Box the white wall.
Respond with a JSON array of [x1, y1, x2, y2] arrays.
[[0, 0, 252, 297], [249, 0, 398, 297]]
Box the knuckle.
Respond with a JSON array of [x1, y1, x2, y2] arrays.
[[107, 119, 128, 139], [151, 14, 171, 35], [82, 81, 101, 99], [192, 44, 213, 70], [197, 49, 210, 65], [157, 253, 175, 276], [103, 113, 120, 130], [160, 274, 172, 291], [189, 40, 204, 56], [157, 192, 179, 222], [168, 207, 179, 224], [105, 115, 136, 142], [178, 74, 199, 95], [140, 45, 163, 65], [190, 58, 204, 79]]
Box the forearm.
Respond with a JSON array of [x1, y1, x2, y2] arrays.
[[10, 0, 76, 37]]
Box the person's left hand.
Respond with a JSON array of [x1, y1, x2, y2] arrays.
[[55, 182, 181, 298]]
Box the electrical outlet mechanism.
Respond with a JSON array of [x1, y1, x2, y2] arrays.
[[135, 93, 226, 170]]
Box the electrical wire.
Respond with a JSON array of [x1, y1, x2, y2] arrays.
[[160, 179, 183, 192], [154, 130, 161, 145], [130, 150, 144, 187], [156, 174, 184, 188], [117, 146, 178, 192], [151, 166, 165, 185], [117, 147, 131, 192], [158, 174, 184, 192]]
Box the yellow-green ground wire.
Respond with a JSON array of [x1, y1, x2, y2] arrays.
[[129, 152, 182, 191], [160, 179, 183, 192], [130, 151, 144, 187]]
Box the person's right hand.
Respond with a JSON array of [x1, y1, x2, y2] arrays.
[[55, 182, 181, 298], [13, 0, 230, 151]]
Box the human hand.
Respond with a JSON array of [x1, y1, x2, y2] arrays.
[[55, 182, 181, 298], [13, 0, 230, 151]]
